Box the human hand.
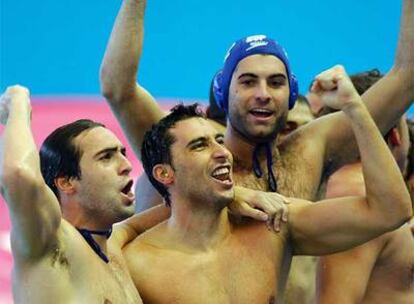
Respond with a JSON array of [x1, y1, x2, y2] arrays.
[[230, 186, 290, 232], [0, 85, 30, 125], [311, 65, 362, 111]]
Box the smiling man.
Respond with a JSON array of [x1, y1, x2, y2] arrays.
[[122, 66, 411, 302], [100, 0, 414, 302]]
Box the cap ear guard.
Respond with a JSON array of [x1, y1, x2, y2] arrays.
[[288, 74, 299, 109], [212, 70, 227, 112]]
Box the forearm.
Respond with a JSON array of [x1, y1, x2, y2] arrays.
[[343, 102, 412, 225], [1, 98, 39, 187], [364, 0, 414, 132], [324, 1, 414, 171], [116, 204, 170, 247], [100, 0, 164, 158], [100, 0, 146, 101]]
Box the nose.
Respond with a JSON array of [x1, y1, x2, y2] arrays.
[[212, 142, 232, 163], [254, 81, 271, 103], [119, 154, 133, 176]]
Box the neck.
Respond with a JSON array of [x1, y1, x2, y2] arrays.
[[61, 198, 112, 257], [167, 197, 231, 251], [224, 125, 279, 170]]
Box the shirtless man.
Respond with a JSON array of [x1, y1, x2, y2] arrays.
[[0, 85, 142, 303], [123, 69, 412, 303], [317, 122, 414, 304], [100, 0, 414, 302], [0, 85, 287, 303], [316, 72, 414, 304]]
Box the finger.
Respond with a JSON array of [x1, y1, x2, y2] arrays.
[[240, 203, 269, 221], [273, 211, 283, 232], [281, 205, 289, 223], [274, 193, 290, 204], [254, 199, 277, 217]]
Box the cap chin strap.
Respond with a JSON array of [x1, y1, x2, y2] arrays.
[[252, 142, 277, 192], [77, 228, 112, 263]]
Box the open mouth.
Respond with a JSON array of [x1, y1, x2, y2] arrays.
[[121, 180, 133, 195], [249, 108, 274, 118], [211, 165, 232, 184]]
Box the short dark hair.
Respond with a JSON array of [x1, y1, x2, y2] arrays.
[[141, 103, 205, 206], [40, 119, 105, 199], [349, 69, 383, 95]]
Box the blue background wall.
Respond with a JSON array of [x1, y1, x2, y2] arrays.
[[0, 0, 407, 104]]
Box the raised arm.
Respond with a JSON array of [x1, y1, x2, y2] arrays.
[[100, 0, 165, 159], [288, 67, 412, 255], [304, 0, 414, 177], [0, 86, 61, 260]]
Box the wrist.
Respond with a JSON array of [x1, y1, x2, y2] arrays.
[[341, 98, 366, 116]]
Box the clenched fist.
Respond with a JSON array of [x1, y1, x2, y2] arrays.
[[0, 85, 30, 125], [311, 65, 362, 111]]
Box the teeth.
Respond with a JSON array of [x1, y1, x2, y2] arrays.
[[212, 167, 229, 177], [251, 108, 271, 113]]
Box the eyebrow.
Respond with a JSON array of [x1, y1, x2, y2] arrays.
[[94, 146, 126, 158], [238, 73, 287, 80], [186, 137, 207, 148], [186, 133, 224, 147]]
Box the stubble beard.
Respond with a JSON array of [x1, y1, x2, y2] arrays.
[[228, 109, 288, 144]]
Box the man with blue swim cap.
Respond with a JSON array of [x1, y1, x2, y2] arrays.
[[100, 0, 414, 302], [212, 34, 299, 193], [213, 34, 299, 114]]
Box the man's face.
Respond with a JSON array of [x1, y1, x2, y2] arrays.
[[227, 54, 290, 143], [72, 127, 135, 226], [169, 118, 234, 209], [278, 102, 315, 143]]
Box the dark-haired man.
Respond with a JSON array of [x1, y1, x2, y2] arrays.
[[123, 69, 411, 303], [316, 70, 414, 304], [0, 85, 285, 303], [100, 0, 414, 302], [0, 85, 163, 303]]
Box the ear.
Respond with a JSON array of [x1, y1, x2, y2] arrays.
[[152, 164, 174, 185], [54, 176, 76, 195], [388, 128, 402, 147]]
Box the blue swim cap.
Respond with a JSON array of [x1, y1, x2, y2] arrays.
[[213, 35, 299, 114]]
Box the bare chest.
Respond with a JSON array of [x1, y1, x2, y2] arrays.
[[370, 225, 414, 293], [13, 243, 141, 304], [233, 152, 320, 200], [135, 232, 288, 304]]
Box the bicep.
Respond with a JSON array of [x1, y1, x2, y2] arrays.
[[317, 240, 381, 304], [289, 198, 387, 255], [108, 84, 166, 159]]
